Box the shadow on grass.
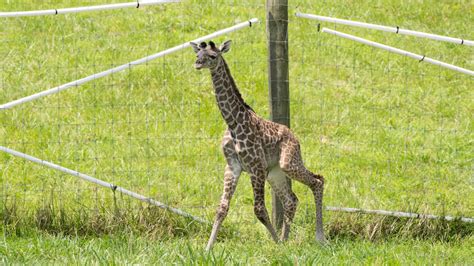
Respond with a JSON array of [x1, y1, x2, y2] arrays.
[[326, 212, 473, 242], [1, 199, 209, 239]]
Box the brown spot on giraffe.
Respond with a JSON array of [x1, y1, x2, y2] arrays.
[[190, 40, 327, 251]]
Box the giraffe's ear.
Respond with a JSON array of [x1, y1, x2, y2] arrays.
[[190, 42, 200, 53], [219, 40, 232, 53]]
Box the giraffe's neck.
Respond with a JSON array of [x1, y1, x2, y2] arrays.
[[210, 58, 253, 130]]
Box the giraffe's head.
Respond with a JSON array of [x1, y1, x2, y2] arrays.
[[190, 40, 231, 70]]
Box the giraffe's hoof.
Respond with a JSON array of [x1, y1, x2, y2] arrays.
[[279, 235, 289, 243]]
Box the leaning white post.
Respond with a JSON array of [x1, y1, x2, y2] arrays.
[[0, 0, 179, 18], [321, 28, 474, 76], [0, 18, 260, 110], [0, 145, 208, 224], [296, 13, 474, 46]]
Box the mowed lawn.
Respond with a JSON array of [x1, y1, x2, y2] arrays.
[[1, 0, 473, 264]]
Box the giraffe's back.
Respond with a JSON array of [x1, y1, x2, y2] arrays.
[[258, 117, 300, 168]]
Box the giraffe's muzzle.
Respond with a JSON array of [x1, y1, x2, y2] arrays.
[[194, 63, 204, 70]]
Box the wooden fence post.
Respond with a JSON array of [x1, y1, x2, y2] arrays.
[[266, 0, 289, 230]]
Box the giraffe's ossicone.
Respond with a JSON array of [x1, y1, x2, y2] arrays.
[[190, 40, 326, 251]]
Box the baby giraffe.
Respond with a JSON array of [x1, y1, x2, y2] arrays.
[[190, 40, 326, 251]]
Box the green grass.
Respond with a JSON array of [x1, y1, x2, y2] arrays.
[[2, 232, 472, 264], [1, 0, 473, 264], [1, 204, 473, 264]]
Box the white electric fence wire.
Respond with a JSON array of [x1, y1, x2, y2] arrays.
[[296, 13, 474, 46], [0, 146, 208, 224], [0, 0, 179, 17], [326, 206, 474, 223], [321, 28, 474, 76], [0, 18, 259, 110]]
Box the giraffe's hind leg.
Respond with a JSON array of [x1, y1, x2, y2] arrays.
[[279, 139, 327, 243], [267, 167, 298, 242]]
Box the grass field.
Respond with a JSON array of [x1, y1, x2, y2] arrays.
[[1, 0, 473, 264]]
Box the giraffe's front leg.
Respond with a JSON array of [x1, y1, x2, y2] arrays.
[[206, 132, 242, 251], [206, 162, 241, 251], [250, 170, 279, 243]]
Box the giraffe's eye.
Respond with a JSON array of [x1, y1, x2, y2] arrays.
[[209, 55, 217, 59]]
